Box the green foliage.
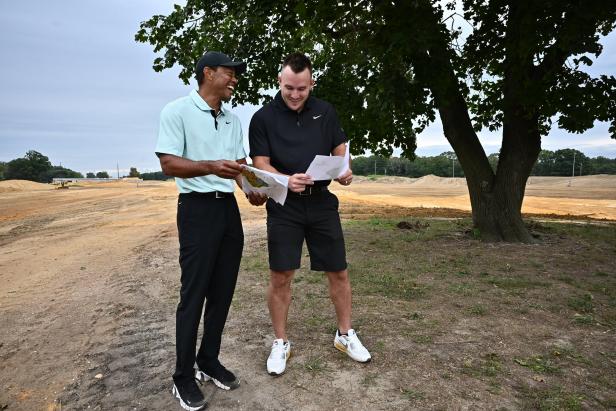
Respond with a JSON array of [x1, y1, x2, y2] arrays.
[[568, 293, 595, 314], [86, 172, 96, 178], [352, 151, 616, 177], [5, 150, 52, 182], [520, 385, 584, 411], [514, 355, 560, 374], [96, 171, 110, 178], [44, 166, 83, 180], [353, 153, 463, 177], [0, 161, 5, 180], [140, 171, 170, 180], [136, 1, 616, 155], [3, 150, 82, 182], [128, 167, 140, 178]]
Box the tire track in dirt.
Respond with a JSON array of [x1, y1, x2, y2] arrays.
[[55, 231, 179, 410]]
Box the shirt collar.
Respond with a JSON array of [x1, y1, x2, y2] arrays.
[[190, 89, 227, 116]]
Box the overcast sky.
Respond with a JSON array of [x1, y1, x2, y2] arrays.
[[1, 1, 615, 175]]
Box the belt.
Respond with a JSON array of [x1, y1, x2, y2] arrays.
[[180, 191, 234, 199], [290, 186, 329, 196]]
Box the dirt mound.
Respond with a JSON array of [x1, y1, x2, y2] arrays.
[[0, 180, 54, 193], [412, 174, 467, 187], [353, 176, 417, 184], [528, 174, 616, 189]]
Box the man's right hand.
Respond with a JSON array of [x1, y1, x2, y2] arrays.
[[288, 173, 314, 193], [207, 160, 243, 179]]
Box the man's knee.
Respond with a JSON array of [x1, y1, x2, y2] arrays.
[[326, 269, 349, 284], [270, 270, 295, 289]]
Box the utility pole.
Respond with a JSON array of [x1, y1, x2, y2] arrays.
[[374, 160, 377, 176], [117, 162, 120, 179], [572, 152, 576, 178]]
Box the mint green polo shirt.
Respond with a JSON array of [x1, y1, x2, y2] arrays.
[[155, 90, 247, 193]]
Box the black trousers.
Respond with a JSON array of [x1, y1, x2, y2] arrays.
[[173, 192, 244, 383]]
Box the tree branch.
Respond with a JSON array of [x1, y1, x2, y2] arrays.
[[322, 22, 376, 39], [533, 3, 616, 82]]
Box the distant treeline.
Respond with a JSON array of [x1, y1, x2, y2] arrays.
[[0, 150, 83, 182], [353, 149, 616, 177], [2, 148, 613, 183], [140, 171, 170, 180], [0, 150, 159, 182]]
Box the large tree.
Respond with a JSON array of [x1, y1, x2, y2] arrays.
[[5, 150, 53, 182], [136, 0, 616, 241]]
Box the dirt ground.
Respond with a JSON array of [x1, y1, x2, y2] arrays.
[[0, 176, 615, 410]]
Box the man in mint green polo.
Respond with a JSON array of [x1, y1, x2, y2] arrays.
[[155, 51, 265, 411]]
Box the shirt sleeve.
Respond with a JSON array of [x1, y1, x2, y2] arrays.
[[155, 104, 185, 157], [248, 111, 270, 158], [324, 104, 347, 150]]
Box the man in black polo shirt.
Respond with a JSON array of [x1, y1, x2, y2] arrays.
[[249, 52, 371, 376]]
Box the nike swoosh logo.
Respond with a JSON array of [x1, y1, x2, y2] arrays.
[[313, 114, 322, 119]]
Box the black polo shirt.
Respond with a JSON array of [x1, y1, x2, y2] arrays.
[[249, 91, 347, 185]]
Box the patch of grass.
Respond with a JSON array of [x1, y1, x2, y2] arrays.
[[519, 385, 584, 411], [485, 275, 551, 290], [344, 218, 458, 240], [241, 256, 269, 272], [572, 313, 595, 325], [545, 222, 616, 244], [567, 293, 594, 314], [514, 355, 560, 374], [462, 353, 503, 378], [551, 348, 592, 366], [304, 315, 329, 329], [361, 372, 377, 387], [303, 355, 328, 374], [406, 312, 423, 320], [469, 304, 487, 316], [400, 388, 425, 401], [412, 334, 433, 344], [487, 381, 502, 395], [352, 271, 427, 300], [558, 276, 576, 286], [449, 283, 476, 296], [529, 260, 545, 269], [587, 282, 615, 298], [304, 271, 323, 284], [594, 271, 610, 277], [369, 340, 385, 353]]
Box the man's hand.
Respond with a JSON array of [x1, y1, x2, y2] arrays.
[[288, 173, 314, 192], [246, 191, 268, 206], [335, 169, 353, 186], [208, 160, 243, 179]]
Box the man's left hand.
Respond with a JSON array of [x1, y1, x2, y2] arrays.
[[336, 169, 353, 186], [246, 191, 268, 206]]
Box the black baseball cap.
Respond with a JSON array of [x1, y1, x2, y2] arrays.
[[195, 51, 247, 83]]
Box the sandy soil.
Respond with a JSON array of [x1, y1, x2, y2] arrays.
[[0, 176, 615, 410]]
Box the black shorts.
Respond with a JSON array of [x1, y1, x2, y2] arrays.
[[266, 190, 347, 272]]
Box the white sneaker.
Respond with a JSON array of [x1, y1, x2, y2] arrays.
[[267, 338, 291, 375], [334, 329, 371, 363]]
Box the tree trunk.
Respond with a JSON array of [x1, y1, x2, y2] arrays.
[[415, 0, 543, 242], [438, 100, 538, 243]]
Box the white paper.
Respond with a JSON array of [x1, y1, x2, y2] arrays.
[[305, 143, 351, 181], [240, 165, 289, 205]]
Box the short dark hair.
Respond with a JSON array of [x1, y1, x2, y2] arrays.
[[282, 52, 312, 74]]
